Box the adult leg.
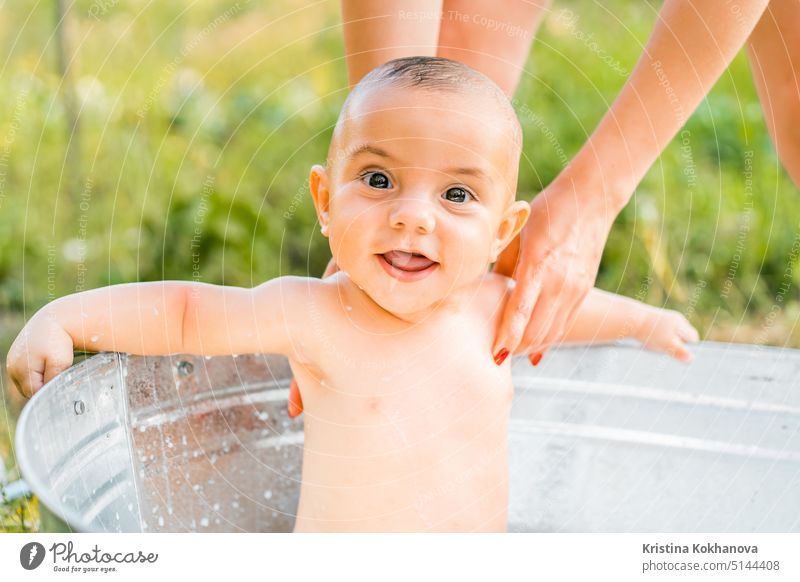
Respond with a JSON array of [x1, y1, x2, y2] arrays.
[[747, 0, 800, 189], [437, 0, 551, 97], [341, 0, 442, 87]]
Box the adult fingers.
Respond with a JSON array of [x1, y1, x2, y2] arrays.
[[528, 348, 548, 366], [287, 252, 329, 420], [516, 291, 560, 355], [322, 257, 340, 278], [492, 233, 521, 278], [288, 377, 304, 418], [493, 277, 542, 365], [523, 288, 586, 355]]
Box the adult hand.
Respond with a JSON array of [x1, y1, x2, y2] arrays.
[[287, 257, 339, 418], [489, 0, 771, 367], [491, 179, 614, 366]]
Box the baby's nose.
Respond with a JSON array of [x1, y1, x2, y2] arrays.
[[388, 198, 436, 234]]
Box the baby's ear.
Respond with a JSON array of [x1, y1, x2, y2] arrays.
[[490, 200, 530, 262], [309, 165, 331, 237]]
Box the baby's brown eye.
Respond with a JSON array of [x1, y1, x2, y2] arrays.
[[364, 172, 392, 189], [443, 187, 472, 203]]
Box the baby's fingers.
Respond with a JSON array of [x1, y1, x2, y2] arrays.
[[668, 339, 693, 363], [43, 351, 74, 385], [7, 354, 45, 399], [681, 322, 700, 343]]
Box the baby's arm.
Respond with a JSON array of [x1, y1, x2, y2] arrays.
[[6, 277, 313, 397], [560, 288, 700, 362]]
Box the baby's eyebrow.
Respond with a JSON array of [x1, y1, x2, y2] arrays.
[[443, 166, 487, 180], [348, 143, 395, 161]]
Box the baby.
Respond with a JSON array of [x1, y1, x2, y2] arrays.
[[7, 57, 699, 532]]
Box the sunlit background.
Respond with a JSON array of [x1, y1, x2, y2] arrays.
[[2, 0, 799, 530]]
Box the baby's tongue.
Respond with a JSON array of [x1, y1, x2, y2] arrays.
[[383, 250, 435, 271]]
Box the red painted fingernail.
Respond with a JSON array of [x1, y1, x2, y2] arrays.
[[530, 353, 543, 366], [494, 348, 509, 366]]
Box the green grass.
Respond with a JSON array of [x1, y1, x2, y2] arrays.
[[2, 313, 39, 532], [2, 0, 800, 531]]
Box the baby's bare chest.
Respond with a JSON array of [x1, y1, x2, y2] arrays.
[[293, 326, 513, 454]]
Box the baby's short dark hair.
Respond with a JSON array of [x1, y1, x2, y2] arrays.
[[363, 56, 494, 92], [329, 56, 521, 167]]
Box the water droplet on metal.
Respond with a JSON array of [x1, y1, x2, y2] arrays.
[[177, 360, 194, 376]]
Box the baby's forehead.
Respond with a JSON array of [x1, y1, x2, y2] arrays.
[[345, 83, 512, 127], [333, 85, 521, 166]]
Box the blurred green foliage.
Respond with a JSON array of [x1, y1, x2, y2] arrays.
[[3, 0, 800, 534], [0, 0, 799, 338]]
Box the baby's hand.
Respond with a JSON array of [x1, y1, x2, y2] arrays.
[[6, 314, 75, 398], [634, 308, 700, 363]]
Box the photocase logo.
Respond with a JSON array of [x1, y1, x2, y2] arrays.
[[20, 542, 46, 570]]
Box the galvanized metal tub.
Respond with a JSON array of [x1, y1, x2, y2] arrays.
[[15, 342, 800, 532]]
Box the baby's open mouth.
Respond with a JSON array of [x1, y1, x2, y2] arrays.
[[380, 250, 437, 272], [377, 250, 439, 282]]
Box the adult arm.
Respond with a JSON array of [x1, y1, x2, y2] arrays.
[[747, 0, 800, 190], [492, 0, 771, 364]]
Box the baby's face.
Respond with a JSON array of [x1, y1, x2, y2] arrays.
[[310, 86, 529, 318]]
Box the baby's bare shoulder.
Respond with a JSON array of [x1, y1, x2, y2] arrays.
[[469, 272, 515, 324], [292, 272, 358, 320], [477, 272, 515, 305], [254, 275, 325, 301]]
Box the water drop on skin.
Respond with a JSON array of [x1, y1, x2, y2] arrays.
[[345, 305, 352, 311], [90, 335, 99, 342], [153, 306, 159, 316], [263, 490, 272, 500]]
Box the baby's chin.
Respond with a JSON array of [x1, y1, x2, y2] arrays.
[[369, 291, 445, 320], [350, 275, 450, 321]]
